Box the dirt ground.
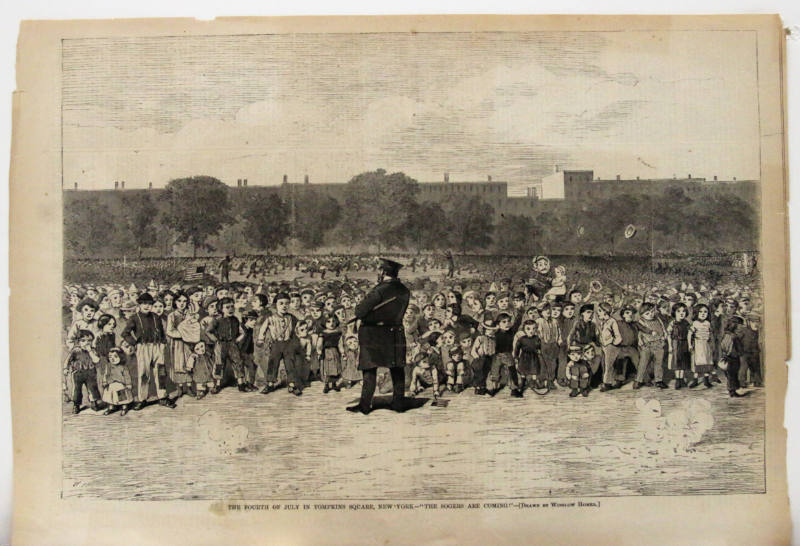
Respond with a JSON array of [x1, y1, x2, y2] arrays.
[[62, 381, 765, 500]]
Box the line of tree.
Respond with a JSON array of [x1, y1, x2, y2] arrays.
[[63, 169, 758, 259]]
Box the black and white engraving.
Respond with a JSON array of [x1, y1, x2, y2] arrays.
[[60, 30, 765, 500]]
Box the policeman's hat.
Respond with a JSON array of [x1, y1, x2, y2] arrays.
[[379, 258, 403, 277]]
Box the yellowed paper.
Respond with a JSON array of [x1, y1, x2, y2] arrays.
[[10, 15, 790, 544]]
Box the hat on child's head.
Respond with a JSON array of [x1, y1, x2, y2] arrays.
[[136, 293, 154, 305], [413, 351, 428, 364], [746, 313, 760, 323], [458, 331, 473, 343], [579, 303, 595, 314], [495, 312, 511, 323], [425, 331, 442, 346], [568, 344, 583, 354]]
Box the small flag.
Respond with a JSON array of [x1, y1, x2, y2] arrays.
[[185, 265, 206, 281]]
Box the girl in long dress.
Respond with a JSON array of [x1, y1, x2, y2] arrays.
[[339, 334, 361, 388], [514, 320, 544, 391], [166, 291, 193, 396], [668, 303, 691, 390], [688, 304, 715, 388], [318, 314, 342, 393]]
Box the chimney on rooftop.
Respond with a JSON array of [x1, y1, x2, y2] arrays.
[[74, 182, 78, 190], [688, 174, 692, 179], [616, 174, 620, 181], [244, 178, 248, 187], [636, 176, 640, 180], [114, 181, 119, 190], [283, 174, 288, 184], [304, 175, 309, 184], [713, 175, 718, 181], [148, 182, 152, 190], [121, 181, 125, 189], [444, 172, 449, 183], [733, 177, 737, 181], [237, 179, 241, 187], [487, 175, 492, 182]]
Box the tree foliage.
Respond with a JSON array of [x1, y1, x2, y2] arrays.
[[292, 189, 341, 249], [64, 195, 115, 257], [405, 201, 450, 250], [493, 214, 540, 255], [339, 169, 419, 249], [240, 192, 291, 251], [120, 192, 159, 257], [446, 196, 495, 254], [161, 176, 233, 257]]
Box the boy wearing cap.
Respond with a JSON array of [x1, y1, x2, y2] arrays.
[[740, 314, 763, 387], [64, 330, 103, 414], [634, 302, 668, 389], [488, 313, 521, 397], [566, 345, 591, 397], [445, 347, 468, 393], [470, 313, 497, 395], [121, 293, 175, 409], [409, 350, 439, 396], [557, 302, 577, 386], [536, 303, 561, 390], [206, 297, 250, 392], [615, 306, 640, 385], [597, 302, 623, 391]]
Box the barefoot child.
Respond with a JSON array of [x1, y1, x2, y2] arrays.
[[566, 345, 591, 397], [409, 350, 440, 396], [64, 330, 102, 414], [668, 303, 692, 390], [488, 313, 521, 397], [186, 341, 215, 399], [445, 347, 467, 393], [688, 304, 715, 388], [101, 348, 133, 415], [340, 334, 361, 388], [514, 319, 544, 392], [318, 314, 343, 393]]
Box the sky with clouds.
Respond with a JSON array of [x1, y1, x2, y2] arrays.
[[62, 30, 760, 191]]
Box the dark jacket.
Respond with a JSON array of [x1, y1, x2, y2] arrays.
[[122, 311, 166, 346], [354, 278, 410, 370]]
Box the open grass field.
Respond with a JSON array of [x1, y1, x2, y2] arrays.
[[62, 381, 765, 500]]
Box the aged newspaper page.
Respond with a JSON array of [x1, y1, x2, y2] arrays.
[[10, 15, 790, 544]]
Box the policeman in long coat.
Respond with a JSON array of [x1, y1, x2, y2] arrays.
[[346, 258, 410, 414]]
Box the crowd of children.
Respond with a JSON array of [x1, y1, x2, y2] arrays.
[[62, 255, 763, 415]]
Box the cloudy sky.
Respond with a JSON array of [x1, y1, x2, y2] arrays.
[[62, 30, 760, 191]]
